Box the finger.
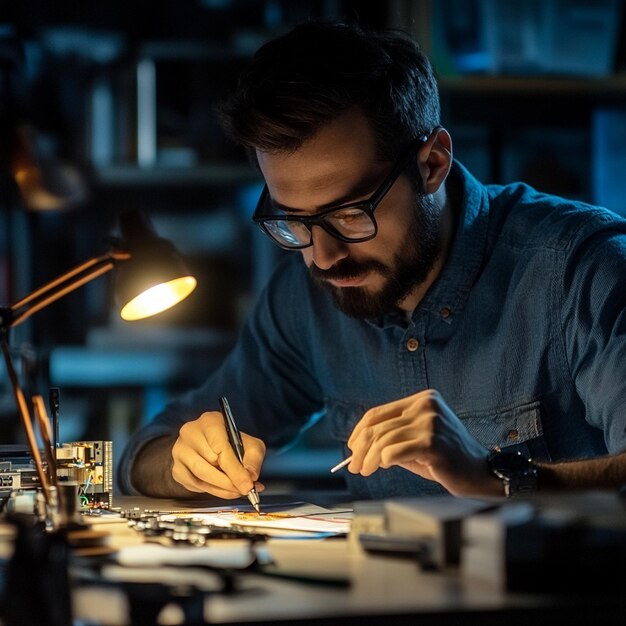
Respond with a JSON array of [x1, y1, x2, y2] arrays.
[[195, 420, 259, 495], [180, 433, 220, 467], [349, 414, 414, 473], [172, 463, 243, 499], [175, 462, 267, 499], [178, 413, 261, 496], [359, 423, 433, 475], [347, 396, 416, 451], [241, 433, 266, 481], [348, 403, 391, 446], [174, 413, 257, 497], [351, 389, 446, 443], [211, 441, 258, 495], [346, 421, 377, 473], [177, 416, 222, 465], [177, 453, 242, 494], [173, 437, 247, 495], [186, 448, 254, 494]]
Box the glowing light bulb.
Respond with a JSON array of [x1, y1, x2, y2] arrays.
[[120, 276, 196, 321]]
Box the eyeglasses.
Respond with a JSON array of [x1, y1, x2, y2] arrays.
[[252, 135, 428, 250]]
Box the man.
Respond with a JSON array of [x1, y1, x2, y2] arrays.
[[118, 20, 626, 502]]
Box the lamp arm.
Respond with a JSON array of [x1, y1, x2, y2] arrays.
[[6, 250, 131, 328], [0, 331, 50, 503]]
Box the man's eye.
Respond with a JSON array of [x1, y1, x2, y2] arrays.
[[331, 208, 368, 223]]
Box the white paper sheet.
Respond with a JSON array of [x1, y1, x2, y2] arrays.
[[159, 502, 353, 536]]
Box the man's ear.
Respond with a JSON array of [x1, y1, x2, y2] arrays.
[[418, 127, 453, 194]]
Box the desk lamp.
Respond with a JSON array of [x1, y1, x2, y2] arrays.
[[0, 209, 196, 512]]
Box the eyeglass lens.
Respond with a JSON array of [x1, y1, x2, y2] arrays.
[[263, 205, 376, 248]]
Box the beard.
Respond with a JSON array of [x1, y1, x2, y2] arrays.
[[309, 193, 442, 319]]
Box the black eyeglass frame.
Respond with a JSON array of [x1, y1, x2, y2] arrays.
[[252, 134, 429, 250]]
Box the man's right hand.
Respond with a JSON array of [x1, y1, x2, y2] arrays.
[[171, 411, 266, 499]]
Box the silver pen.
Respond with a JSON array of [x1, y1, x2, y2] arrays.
[[219, 396, 261, 513], [330, 455, 352, 473]]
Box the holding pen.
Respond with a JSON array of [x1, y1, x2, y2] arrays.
[[219, 396, 261, 513]]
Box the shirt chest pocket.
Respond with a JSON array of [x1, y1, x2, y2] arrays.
[[324, 399, 369, 442], [457, 399, 550, 461]]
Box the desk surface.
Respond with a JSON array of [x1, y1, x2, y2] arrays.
[[65, 493, 626, 625]]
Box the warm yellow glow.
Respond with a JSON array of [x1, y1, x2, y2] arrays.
[[120, 276, 197, 321], [14, 167, 65, 211]]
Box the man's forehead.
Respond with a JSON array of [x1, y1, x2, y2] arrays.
[[258, 148, 387, 214], [254, 108, 388, 209]]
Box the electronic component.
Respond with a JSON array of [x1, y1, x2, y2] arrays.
[[0, 468, 40, 493], [56, 441, 113, 509], [122, 509, 267, 545], [0, 446, 42, 499], [1, 441, 113, 513]]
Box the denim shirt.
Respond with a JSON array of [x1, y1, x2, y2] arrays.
[[118, 162, 626, 499]]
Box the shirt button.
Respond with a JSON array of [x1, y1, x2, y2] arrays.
[[440, 307, 451, 319], [507, 429, 519, 441], [406, 338, 420, 352]]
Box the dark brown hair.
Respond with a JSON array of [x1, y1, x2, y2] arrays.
[[217, 20, 440, 167]]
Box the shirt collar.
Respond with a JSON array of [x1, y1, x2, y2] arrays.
[[415, 160, 490, 323]]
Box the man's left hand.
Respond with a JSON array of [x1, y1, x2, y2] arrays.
[[346, 389, 503, 497]]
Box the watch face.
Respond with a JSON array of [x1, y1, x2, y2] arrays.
[[491, 451, 530, 473], [488, 450, 537, 497]]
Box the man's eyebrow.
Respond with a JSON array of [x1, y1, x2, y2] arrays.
[[268, 176, 381, 214]]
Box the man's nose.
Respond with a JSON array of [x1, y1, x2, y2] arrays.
[[310, 226, 349, 270]]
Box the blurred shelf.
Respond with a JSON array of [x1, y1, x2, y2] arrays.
[[440, 74, 626, 96], [93, 163, 261, 187], [48, 346, 230, 387], [438, 74, 626, 130], [49, 327, 236, 387]]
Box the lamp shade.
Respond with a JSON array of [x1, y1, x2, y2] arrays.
[[114, 211, 197, 321]]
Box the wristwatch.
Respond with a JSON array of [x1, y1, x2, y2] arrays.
[[486, 448, 538, 498]]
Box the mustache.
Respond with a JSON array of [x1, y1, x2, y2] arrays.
[[309, 258, 389, 282]]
